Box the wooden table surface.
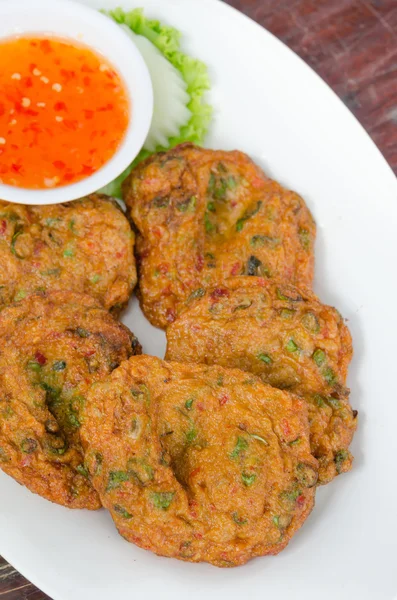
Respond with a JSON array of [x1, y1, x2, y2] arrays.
[[1, 1, 396, 598]]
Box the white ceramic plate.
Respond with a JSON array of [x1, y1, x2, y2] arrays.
[[1, 1, 397, 599]]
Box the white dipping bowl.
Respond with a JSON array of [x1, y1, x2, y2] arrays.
[[0, 0, 153, 204]]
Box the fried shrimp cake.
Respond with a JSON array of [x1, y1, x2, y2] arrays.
[[166, 277, 357, 484], [0, 194, 136, 312], [0, 291, 141, 509], [81, 356, 318, 566], [123, 143, 316, 328]]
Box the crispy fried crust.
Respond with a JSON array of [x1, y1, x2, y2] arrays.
[[123, 143, 316, 329], [81, 356, 318, 566], [0, 194, 136, 312], [166, 277, 357, 484], [0, 291, 141, 509]]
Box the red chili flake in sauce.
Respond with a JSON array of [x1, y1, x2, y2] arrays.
[[0, 220, 6, 235], [40, 39, 53, 54], [98, 103, 114, 112], [81, 64, 94, 73], [63, 119, 78, 131], [81, 165, 94, 176], [296, 494, 306, 508], [0, 36, 129, 189], [60, 68, 76, 82], [54, 101, 67, 111], [53, 160, 66, 170]]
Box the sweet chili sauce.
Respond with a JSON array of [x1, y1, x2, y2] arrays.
[[0, 36, 130, 189]]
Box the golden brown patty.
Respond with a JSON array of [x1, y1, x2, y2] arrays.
[[0, 291, 141, 509], [0, 194, 136, 312], [81, 356, 318, 566], [123, 143, 316, 329], [166, 277, 357, 484]]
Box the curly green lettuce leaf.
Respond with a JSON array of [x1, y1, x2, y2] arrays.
[[100, 8, 212, 197]]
